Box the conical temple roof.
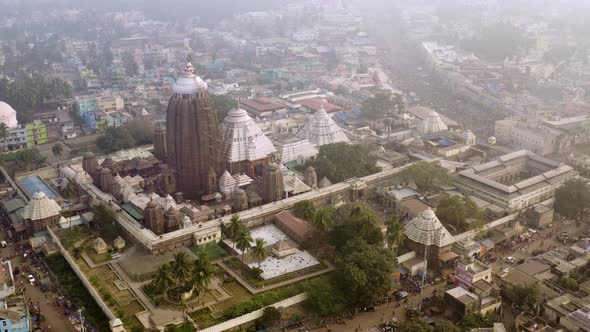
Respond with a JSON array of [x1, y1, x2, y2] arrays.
[[222, 103, 276, 163], [299, 106, 349, 146], [404, 208, 454, 247], [22, 191, 61, 221]]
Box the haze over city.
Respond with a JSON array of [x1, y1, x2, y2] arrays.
[[2, 1, 590, 331]]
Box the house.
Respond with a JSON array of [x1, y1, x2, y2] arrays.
[[275, 210, 312, 244]]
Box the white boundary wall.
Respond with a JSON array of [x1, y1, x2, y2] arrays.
[[199, 293, 308, 332]]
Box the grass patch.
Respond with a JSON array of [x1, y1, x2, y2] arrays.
[[86, 250, 112, 264], [60, 226, 91, 250], [196, 243, 228, 261], [45, 254, 110, 332], [190, 308, 221, 329]]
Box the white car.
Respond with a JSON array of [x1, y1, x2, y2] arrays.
[[27, 275, 35, 285], [504, 257, 516, 264]]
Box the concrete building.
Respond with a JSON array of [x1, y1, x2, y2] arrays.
[[455, 150, 578, 212], [241, 97, 286, 118], [25, 120, 47, 147], [0, 295, 30, 332]]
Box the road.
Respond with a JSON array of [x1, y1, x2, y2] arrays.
[[0, 230, 74, 331]]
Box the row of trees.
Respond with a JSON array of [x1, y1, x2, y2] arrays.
[[150, 250, 214, 302], [399, 313, 501, 332], [224, 215, 269, 269], [293, 201, 405, 314], [96, 118, 155, 153], [0, 74, 71, 123], [361, 92, 405, 120]]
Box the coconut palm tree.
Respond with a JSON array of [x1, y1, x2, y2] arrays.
[[0, 123, 8, 152], [152, 264, 175, 294], [235, 228, 253, 263], [193, 249, 214, 294], [386, 216, 405, 257], [293, 200, 316, 221], [250, 238, 268, 268], [171, 252, 192, 282], [312, 206, 334, 233], [225, 214, 244, 250]]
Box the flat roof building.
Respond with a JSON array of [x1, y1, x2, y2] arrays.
[[455, 150, 578, 212]]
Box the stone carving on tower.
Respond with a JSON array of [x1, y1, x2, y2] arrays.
[[153, 122, 167, 161], [263, 163, 284, 203], [144, 199, 165, 235], [303, 166, 318, 189], [165, 62, 223, 198]]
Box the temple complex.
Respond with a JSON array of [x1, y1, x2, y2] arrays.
[[22, 191, 62, 233]]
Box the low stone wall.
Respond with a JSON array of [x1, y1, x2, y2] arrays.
[[46, 227, 117, 322], [199, 293, 308, 332]]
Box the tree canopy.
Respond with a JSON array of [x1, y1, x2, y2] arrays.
[[459, 313, 502, 330], [361, 92, 404, 120], [400, 161, 452, 194], [434, 320, 460, 332], [211, 94, 235, 123], [96, 127, 136, 153], [330, 202, 384, 249], [554, 179, 590, 218], [125, 118, 154, 146], [398, 319, 433, 332], [304, 277, 347, 316], [335, 238, 394, 304], [501, 284, 540, 310], [303, 143, 380, 183], [436, 195, 481, 233]]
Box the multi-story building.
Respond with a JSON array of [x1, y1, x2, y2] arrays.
[[495, 115, 590, 156], [25, 120, 47, 147], [455, 150, 578, 212], [0, 295, 30, 332]]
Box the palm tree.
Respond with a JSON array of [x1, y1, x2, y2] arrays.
[[0, 123, 8, 152], [225, 214, 244, 250], [235, 228, 253, 263], [249, 238, 268, 268], [51, 142, 64, 163], [385, 216, 405, 257], [171, 252, 192, 282], [193, 249, 214, 295], [152, 265, 175, 293], [312, 206, 334, 233], [293, 200, 316, 221]]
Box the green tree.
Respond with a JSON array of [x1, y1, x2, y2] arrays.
[[91, 203, 118, 240], [250, 238, 268, 268], [125, 118, 154, 145], [293, 200, 316, 221], [555, 179, 590, 218], [312, 206, 334, 233], [559, 276, 579, 291], [400, 161, 452, 194], [398, 319, 433, 332], [171, 252, 192, 281], [235, 228, 253, 263], [436, 195, 481, 233], [211, 94, 236, 123], [304, 277, 346, 316], [96, 127, 136, 153], [51, 142, 64, 163], [385, 215, 405, 256], [255, 307, 281, 330], [434, 320, 460, 332], [459, 313, 501, 330], [304, 143, 381, 183], [501, 284, 540, 310], [336, 238, 394, 304], [70, 103, 84, 126], [193, 248, 214, 295], [152, 264, 175, 293], [0, 123, 8, 151], [361, 92, 398, 120], [224, 214, 245, 250], [330, 202, 383, 249]]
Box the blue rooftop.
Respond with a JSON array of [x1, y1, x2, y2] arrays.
[[19, 176, 59, 199]]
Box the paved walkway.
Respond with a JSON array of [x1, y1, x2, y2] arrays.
[[217, 260, 334, 294]]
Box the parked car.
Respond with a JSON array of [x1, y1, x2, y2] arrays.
[[504, 257, 516, 264], [394, 291, 408, 300]]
